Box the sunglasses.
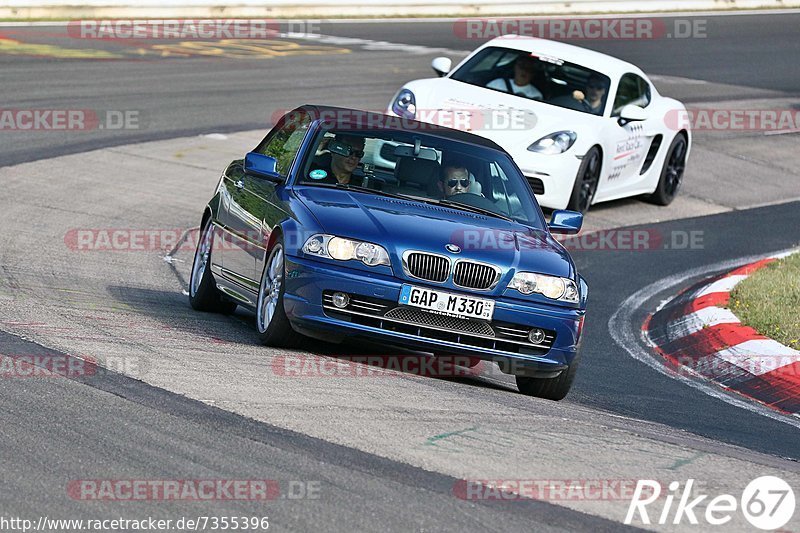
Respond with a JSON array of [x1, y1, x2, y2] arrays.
[[345, 148, 365, 158], [587, 84, 604, 90], [328, 139, 365, 158], [447, 179, 470, 188]]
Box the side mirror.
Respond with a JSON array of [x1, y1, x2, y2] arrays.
[[431, 57, 452, 77], [618, 104, 648, 124], [548, 210, 583, 235], [244, 152, 283, 181]]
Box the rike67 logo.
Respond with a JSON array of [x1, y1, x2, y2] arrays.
[[625, 476, 795, 530]]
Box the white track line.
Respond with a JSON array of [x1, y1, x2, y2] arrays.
[[715, 340, 800, 376], [696, 274, 748, 296], [666, 306, 740, 338]]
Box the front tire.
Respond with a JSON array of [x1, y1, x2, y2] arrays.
[[189, 219, 237, 314], [567, 147, 601, 214], [256, 239, 297, 347], [515, 351, 581, 401], [646, 134, 687, 206]]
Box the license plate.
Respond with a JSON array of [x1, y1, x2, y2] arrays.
[[399, 284, 494, 320]]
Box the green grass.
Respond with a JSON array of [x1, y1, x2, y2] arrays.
[[730, 252, 800, 349]]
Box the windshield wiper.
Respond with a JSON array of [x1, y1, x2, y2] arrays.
[[309, 182, 410, 201], [418, 197, 515, 223], [334, 183, 411, 200]]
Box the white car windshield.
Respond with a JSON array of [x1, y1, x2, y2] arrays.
[[298, 128, 546, 228], [450, 46, 612, 116]]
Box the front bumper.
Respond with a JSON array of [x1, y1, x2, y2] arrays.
[[283, 255, 584, 373], [512, 150, 584, 210]]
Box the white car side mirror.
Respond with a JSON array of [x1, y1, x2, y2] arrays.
[[619, 104, 648, 122], [431, 57, 452, 77]]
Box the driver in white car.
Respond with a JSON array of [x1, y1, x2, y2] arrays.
[[572, 74, 608, 115], [486, 55, 543, 100]]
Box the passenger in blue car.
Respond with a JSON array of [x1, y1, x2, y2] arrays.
[[309, 134, 365, 185]]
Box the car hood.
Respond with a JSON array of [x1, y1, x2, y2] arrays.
[[404, 77, 600, 153], [294, 186, 574, 280]]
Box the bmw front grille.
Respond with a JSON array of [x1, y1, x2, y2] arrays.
[[403, 251, 501, 290], [452, 260, 500, 290], [404, 252, 450, 283]]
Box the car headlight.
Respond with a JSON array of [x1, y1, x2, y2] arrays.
[[527, 131, 577, 154], [508, 272, 579, 303], [391, 88, 416, 119], [303, 234, 390, 267]]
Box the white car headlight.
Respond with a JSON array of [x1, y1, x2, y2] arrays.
[[391, 88, 416, 119], [303, 234, 390, 267], [527, 131, 577, 155], [508, 272, 579, 303]]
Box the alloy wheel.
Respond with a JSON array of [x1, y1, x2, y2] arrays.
[[257, 244, 284, 333]]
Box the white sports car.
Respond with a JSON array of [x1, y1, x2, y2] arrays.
[[387, 36, 691, 213]]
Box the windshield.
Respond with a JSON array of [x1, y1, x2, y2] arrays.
[[297, 127, 545, 228], [450, 46, 611, 116]]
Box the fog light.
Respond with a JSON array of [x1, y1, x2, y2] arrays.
[[528, 328, 546, 344], [332, 292, 350, 308]]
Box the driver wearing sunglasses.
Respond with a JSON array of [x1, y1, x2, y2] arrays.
[[572, 74, 608, 115], [439, 165, 473, 198]]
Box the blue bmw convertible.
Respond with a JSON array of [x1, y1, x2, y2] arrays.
[[190, 105, 588, 400]]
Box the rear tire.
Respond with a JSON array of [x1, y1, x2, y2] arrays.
[[646, 134, 687, 206], [515, 351, 581, 401], [256, 239, 298, 347], [189, 219, 237, 314], [566, 147, 601, 214]]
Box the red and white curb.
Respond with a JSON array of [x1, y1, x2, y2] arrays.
[[644, 251, 800, 415]]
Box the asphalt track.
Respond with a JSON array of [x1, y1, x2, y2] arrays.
[[1, 12, 799, 532]]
